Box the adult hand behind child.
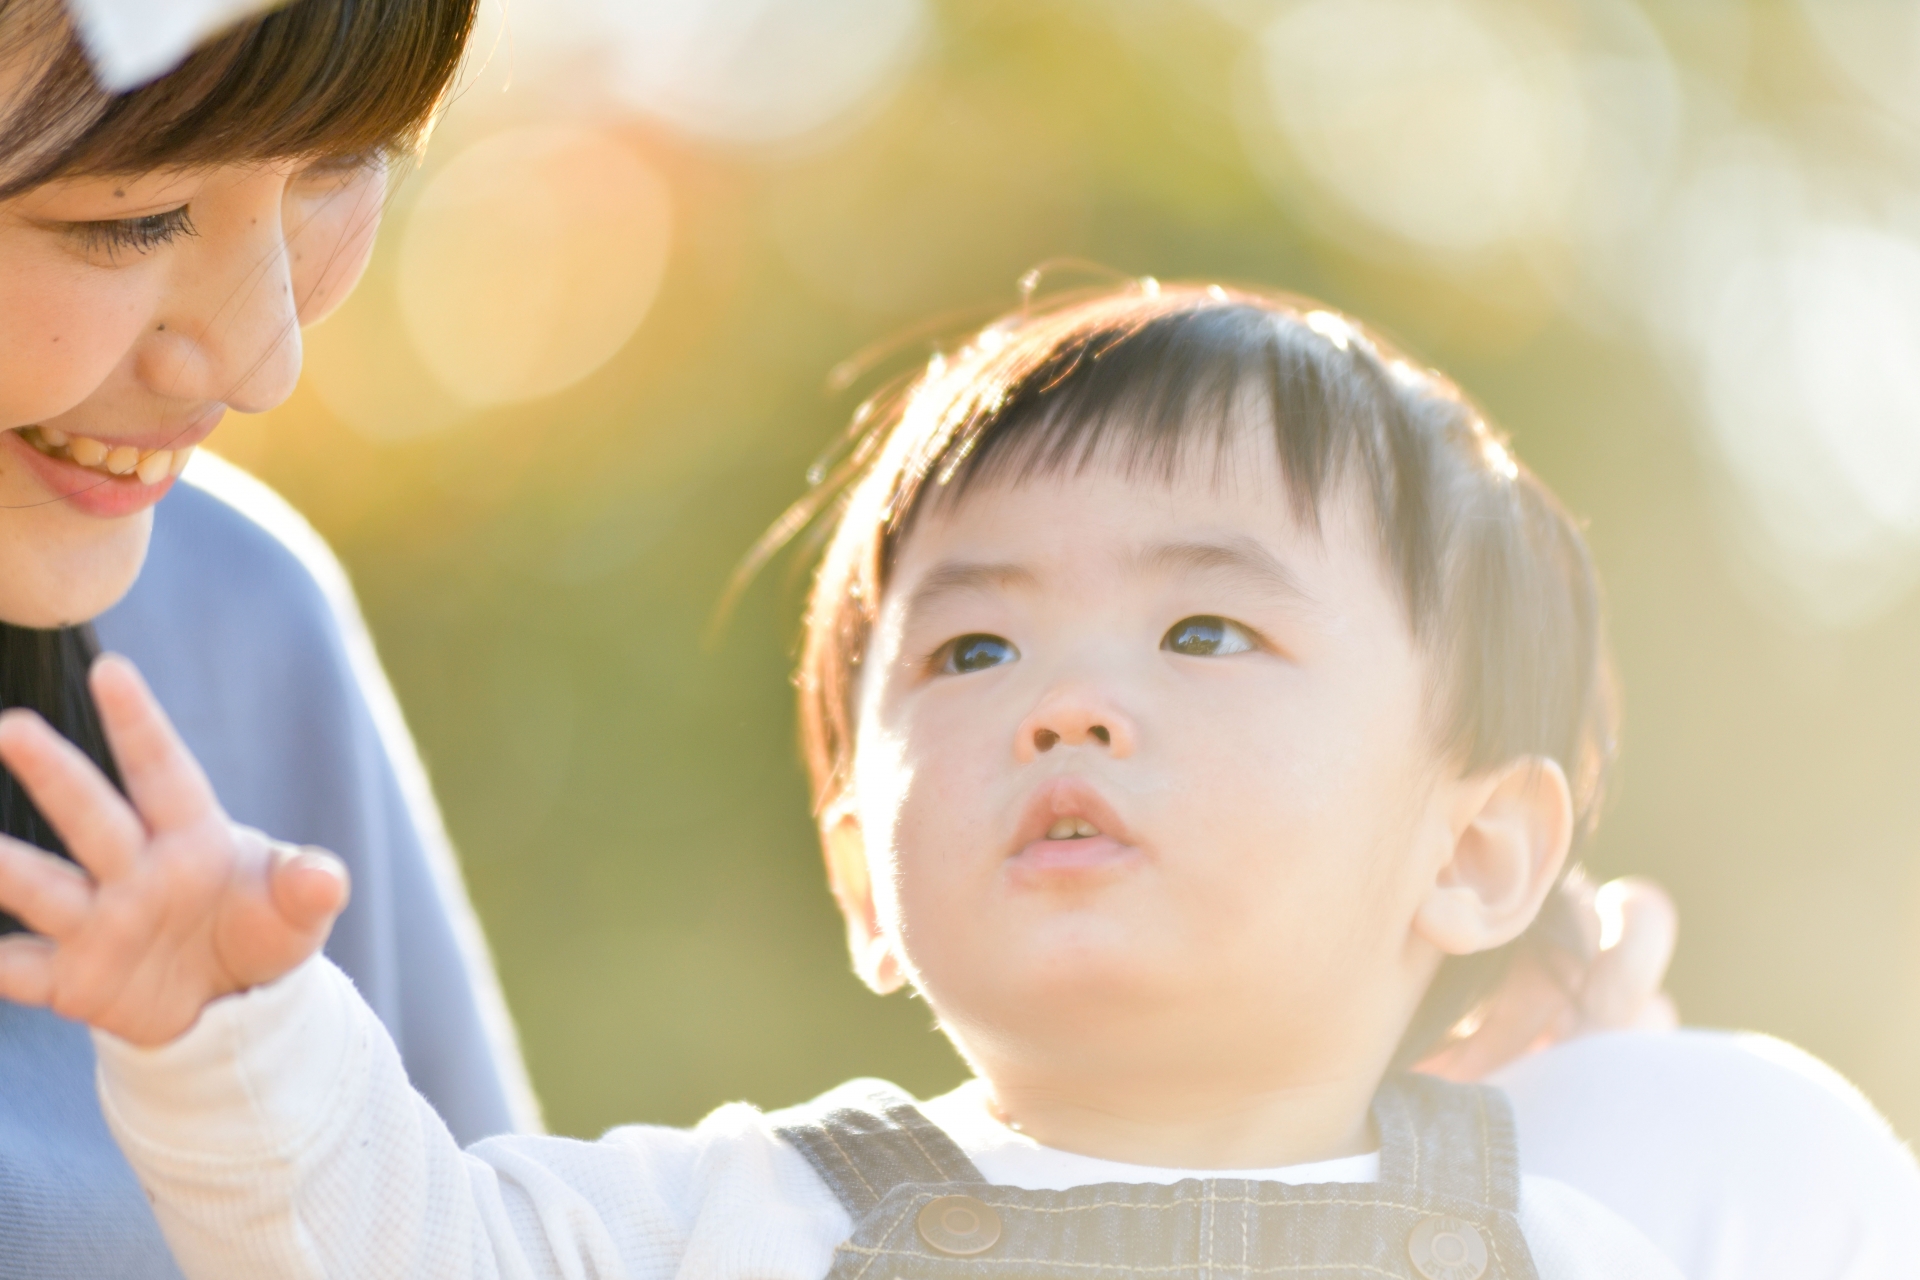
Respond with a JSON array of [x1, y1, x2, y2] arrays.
[[1420, 874, 1680, 1082], [0, 654, 347, 1047]]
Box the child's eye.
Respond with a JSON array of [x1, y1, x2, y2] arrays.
[[1162, 615, 1258, 657], [68, 206, 197, 260], [935, 634, 1019, 675]]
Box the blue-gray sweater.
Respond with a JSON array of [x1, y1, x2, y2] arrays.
[[0, 458, 532, 1277]]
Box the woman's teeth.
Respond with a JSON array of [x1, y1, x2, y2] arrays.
[[1045, 818, 1102, 840], [22, 426, 193, 483]]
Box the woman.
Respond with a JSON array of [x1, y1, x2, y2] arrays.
[[0, 1, 533, 1273]]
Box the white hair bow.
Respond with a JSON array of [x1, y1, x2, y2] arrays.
[[63, 0, 292, 92]]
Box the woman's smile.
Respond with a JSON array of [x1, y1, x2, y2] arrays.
[[2, 424, 202, 518]]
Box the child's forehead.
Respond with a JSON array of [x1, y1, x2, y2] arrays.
[[888, 433, 1386, 601]]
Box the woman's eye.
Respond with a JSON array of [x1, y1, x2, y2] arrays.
[[937, 634, 1019, 675], [1162, 615, 1258, 657], [68, 206, 197, 259]]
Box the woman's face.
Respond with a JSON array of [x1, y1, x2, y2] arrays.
[[0, 154, 385, 625]]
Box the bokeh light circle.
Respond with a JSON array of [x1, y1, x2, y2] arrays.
[[1797, 0, 1920, 128], [513, 0, 929, 146], [397, 126, 672, 408], [1702, 224, 1920, 622], [1257, 0, 1587, 253]]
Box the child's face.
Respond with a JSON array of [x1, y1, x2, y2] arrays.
[[836, 430, 1526, 1098]]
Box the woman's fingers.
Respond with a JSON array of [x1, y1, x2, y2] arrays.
[[1579, 877, 1678, 1031], [0, 709, 144, 881], [1414, 950, 1567, 1082], [1637, 991, 1679, 1031], [1417, 874, 1681, 1083], [0, 834, 94, 938], [90, 654, 219, 834]]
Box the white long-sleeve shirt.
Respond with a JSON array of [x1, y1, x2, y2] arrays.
[[92, 958, 1686, 1280]]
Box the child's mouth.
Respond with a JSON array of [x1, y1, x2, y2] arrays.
[[1009, 827, 1138, 884], [17, 426, 195, 484], [1011, 799, 1141, 885], [1006, 779, 1143, 885]]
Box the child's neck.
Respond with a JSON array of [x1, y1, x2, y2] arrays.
[[978, 1066, 1381, 1170]]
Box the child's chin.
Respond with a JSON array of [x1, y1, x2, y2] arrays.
[[939, 947, 1185, 1031]]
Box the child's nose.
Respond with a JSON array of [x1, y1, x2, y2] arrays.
[[1014, 688, 1137, 762]]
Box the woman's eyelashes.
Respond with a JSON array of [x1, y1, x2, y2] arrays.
[[68, 205, 197, 260], [934, 633, 1020, 675], [1162, 615, 1259, 657]]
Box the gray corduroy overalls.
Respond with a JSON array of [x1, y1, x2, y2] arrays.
[[773, 1072, 1539, 1280]]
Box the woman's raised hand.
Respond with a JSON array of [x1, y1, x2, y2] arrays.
[[0, 655, 347, 1047], [1418, 872, 1680, 1082]]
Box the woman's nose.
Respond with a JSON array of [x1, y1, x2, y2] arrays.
[[133, 296, 301, 413], [134, 180, 303, 413], [1014, 686, 1138, 763]]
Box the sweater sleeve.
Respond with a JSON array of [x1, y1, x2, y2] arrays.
[[1497, 1029, 1920, 1280], [1519, 1175, 1682, 1280], [91, 958, 849, 1280], [96, 454, 539, 1141]]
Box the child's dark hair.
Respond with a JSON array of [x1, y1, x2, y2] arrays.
[[785, 282, 1618, 1065], [0, 0, 477, 197]]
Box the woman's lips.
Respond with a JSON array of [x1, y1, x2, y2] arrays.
[[2, 429, 179, 519]]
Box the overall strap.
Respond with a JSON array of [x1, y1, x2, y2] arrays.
[[1372, 1072, 1523, 1214], [771, 1078, 986, 1217]]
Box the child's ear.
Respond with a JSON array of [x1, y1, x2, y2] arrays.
[[1414, 757, 1573, 957], [820, 808, 905, 995]]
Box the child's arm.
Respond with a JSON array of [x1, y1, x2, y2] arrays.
[[0, 657, 848, 1278]]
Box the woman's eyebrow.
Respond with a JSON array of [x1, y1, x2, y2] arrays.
[[1133, 537, 1317, 606], [900, 561, 1038, 625]]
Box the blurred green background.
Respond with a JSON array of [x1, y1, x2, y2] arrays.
[[211, 0, 1920, 1140]]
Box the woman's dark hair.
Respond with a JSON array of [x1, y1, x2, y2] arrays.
[[0, 625, 119, 935], [781, 282, 1618, 1067], [0, 0, 478, 197]]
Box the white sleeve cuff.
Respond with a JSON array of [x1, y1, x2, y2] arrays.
[[94, 955, 365, 1162]]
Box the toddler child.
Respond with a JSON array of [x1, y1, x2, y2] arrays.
[[0, 284, 1679, 1278]]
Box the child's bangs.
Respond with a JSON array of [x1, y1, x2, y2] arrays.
[[1, 0, 475, 197], [899, 303, 1418, 618], [938, 309, 1309, 502]]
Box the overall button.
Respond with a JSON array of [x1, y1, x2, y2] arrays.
[[1407, 1215, 1489, 1280], [916, 1194, 1002, 1256]]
